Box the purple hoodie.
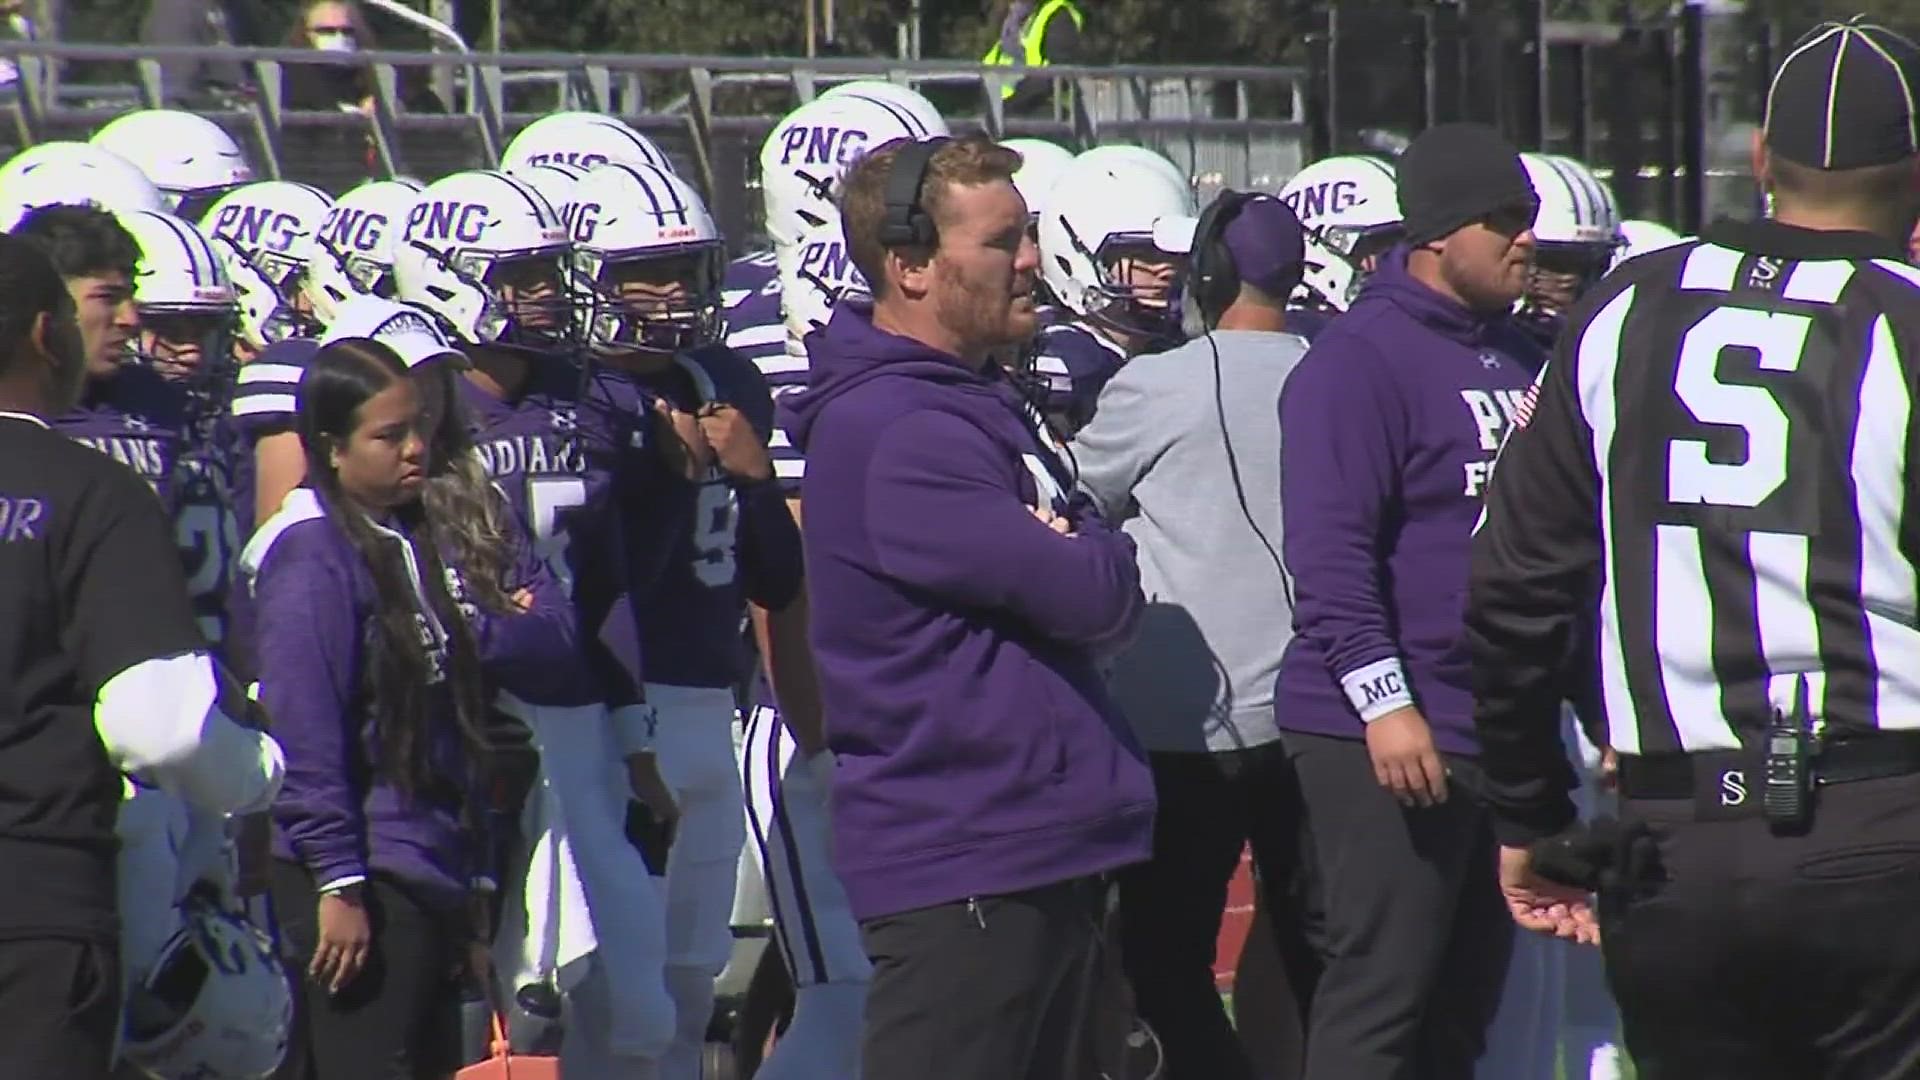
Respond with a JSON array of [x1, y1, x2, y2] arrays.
[[1275, 248, 1543, 755], [777, 302, 1154, 921], [249, 489, 577, 910]]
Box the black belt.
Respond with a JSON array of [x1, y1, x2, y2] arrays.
[[1618, 730, 1920, 817]]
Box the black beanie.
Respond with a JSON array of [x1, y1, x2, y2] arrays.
[[1396, 123, 1539, 246]]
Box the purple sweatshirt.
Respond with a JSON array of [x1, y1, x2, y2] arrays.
[[249, 489, 576, 909], [1274, 248, 1543, 755], [778, 302, 1154, 921]]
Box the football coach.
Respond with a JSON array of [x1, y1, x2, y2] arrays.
[[777, 133, 1153, 1080]]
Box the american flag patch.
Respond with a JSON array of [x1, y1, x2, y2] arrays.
[[1512, 379, 1541, 430]]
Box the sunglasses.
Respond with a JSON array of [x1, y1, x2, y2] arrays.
[[1481, 202, 1540, 239]]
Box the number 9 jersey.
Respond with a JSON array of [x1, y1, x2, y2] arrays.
[[602, 345, 803, 690]]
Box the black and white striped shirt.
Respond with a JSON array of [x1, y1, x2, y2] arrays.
[[1467, 218, 1920, 844]]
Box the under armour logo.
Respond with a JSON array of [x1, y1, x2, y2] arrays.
[[123, 415, 152, 432], [1479, 353, 1500, 370], [550, 407, 577, 432]]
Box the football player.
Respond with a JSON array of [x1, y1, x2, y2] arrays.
[[91, 109, 256, 220], [305, 177, 425, 322], [500, 110, 677, 175], [752, 211, 876, 1080], [1512, 152, 1623, 356], [0, 142, 167, 226], [1277, 154, 1403, 338], [198, 179, 335, 358], [1032, 147, 1195, 431], [572, 158, 807, 1080], [394, 167, 682, 1075]]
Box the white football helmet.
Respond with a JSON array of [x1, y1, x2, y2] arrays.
[[500, 112, 675, 175], [0, 143, 166, 229], [198, 180, 335, 349], [394, 169, 573, 352], [505, 160, 587, 233], [1002, 138, 1076, 223], [781, 214, 869, 360], [760, 94, 950, 267], [1618, 218, 1687, 264], [818, 80, 947, 138], [1519, 152, 1624, 324], [1277, 154, 1402, 311], [91, 110, 255, 218], [120, 896, 292, 1080], [571, 162, 726, 355], [118, 210, 240, 391], [307, 178, 424, 323], [1071, 144, 1190, 200], [1037, 155, 1196, 341]]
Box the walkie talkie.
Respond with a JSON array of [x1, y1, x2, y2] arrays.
[[1762, 674, 1814, 832]]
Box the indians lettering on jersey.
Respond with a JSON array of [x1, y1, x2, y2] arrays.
[[459, 372, 619, 597], [473, 422, 589, 480]]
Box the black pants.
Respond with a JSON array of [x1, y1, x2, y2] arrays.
[[1286, 731, 1512, 1080], [861, 875, 1109, 1080], [0, 935, 118, 1079], [269, 861, 464, 1080], [1607, 772, 1920, 1079], [1117, 742, 1320, 1080]]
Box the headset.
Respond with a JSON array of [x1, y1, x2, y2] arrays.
[[1181, 188, 1292, 598], [1184, 188, 1258, 335], [878, 135, 953, 248]]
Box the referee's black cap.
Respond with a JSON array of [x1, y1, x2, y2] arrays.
[[1764, 17, 1920, 171]]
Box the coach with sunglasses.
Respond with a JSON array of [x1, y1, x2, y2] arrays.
[[1274, 122, 1545, 1079], [777, 134, 1152, 1080]]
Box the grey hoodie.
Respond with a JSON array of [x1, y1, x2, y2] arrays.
[[1072, 328, 1307, 753]]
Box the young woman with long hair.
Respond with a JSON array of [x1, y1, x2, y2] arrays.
[[250, 338, 573, 1079]]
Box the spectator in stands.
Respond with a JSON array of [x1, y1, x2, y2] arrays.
[[141, 0, 259, 104], [0, 0, 40, 93], [281, 0, 442, 115], [982, 0, 1084, 116]]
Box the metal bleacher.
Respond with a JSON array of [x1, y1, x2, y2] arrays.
[[0, 42, 1313, 250]]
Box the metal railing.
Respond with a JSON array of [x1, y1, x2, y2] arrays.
[[0, 42, 1312, 248]]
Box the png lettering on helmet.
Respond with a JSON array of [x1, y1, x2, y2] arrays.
[[526, 150, 609, 170], [1281, 179, 1362, 222], [571, 201, 603, 244], [320, 206, 388, 254], [778, 125, 870, 168], [210, 204, 303, 253], [798, 237, 852, 283], [404, 201, 492, 245]]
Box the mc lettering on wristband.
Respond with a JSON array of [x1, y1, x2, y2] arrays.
[[1342, 657, 1414, 723]]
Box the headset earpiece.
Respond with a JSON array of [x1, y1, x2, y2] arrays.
[[1185, 189, 1255, 333], [878, 136, 952, 249]]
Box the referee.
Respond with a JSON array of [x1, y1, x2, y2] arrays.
[[0, 234, 284, 1077], [1469, 18, 1920, 1078]]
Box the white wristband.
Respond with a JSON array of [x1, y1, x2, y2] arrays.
[[610, 703, 660, 756], [1341, 657, 1415, 723]]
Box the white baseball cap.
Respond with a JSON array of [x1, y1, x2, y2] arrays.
[[320, 295, 465, 369]]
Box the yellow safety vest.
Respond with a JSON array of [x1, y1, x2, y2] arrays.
[[983, 0, 1085, 100]]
